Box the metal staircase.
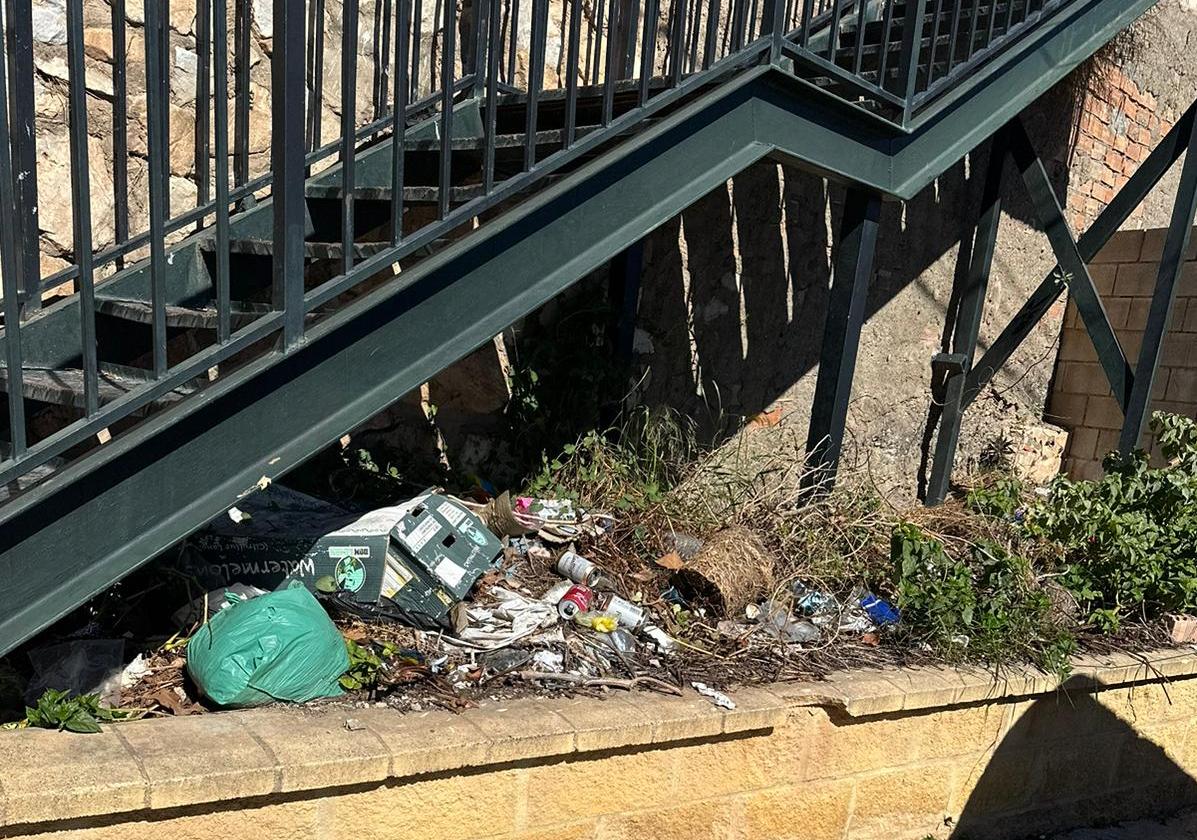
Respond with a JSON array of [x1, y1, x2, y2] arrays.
[[0, 0, 1166, 653]]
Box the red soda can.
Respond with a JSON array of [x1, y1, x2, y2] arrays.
[[557, 584, 594, 619]]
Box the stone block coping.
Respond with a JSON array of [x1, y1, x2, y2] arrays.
[[0, 647, 1194, 830]]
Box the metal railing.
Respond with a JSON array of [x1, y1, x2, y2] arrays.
[[0, 0, 1078, 491]]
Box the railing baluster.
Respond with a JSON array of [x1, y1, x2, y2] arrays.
[[161, 0, 171, 213], [877, 0, 896, 83], [601, 0, 618, 125], [799, 0, 814, 47], [565, 0, 583, 139], [623, 0, 641, 78], [641, 0, 660, 97], [273, 0, 306, 348], [484, 0, 500, 185], [0, 10, 26, 453], [234, 0, 251, 187], [392, 0, 411, 243], [111, 0, 129, 266], [687, 0, 701, 68], [592, 0, 605, 83], [439, 0, 455, 218], [342, 0, 359, 276], [965, 0, 980, 60], [927, 0, 944, 84], [470, 0, 488, 93], [826, 0, 842, 60], [852, 0, 866, 73], [144, 0, 168, 379], [701, 0, 718, 68], [306, 0, 325, 153], [5, 0, 39, 316], [196, 0, 211, 218], [943, 0, 962, 75], [898, 0, 926, 121], [729, 0, 746, 52], [527, 0, 548, 160], [214, 0, 231, 343], [67, 0, 98, 409], [668, 0, 685, 85]]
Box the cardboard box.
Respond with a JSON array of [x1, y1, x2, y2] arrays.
[[185, 485, 502, 626]]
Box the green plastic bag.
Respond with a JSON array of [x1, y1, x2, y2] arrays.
[[186, 583, 349, 708]]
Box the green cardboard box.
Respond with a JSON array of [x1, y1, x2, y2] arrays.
[[186, 485, 502, 626]]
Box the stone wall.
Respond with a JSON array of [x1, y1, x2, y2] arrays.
[[1048, 226, 1197, 480], [3, 650, 1197, 839]]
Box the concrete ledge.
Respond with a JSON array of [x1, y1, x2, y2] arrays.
[[1, 647, 1195, 832]]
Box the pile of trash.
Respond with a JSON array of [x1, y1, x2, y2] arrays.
[[2, 483, 908, 726]]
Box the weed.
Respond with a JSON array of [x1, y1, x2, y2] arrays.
[[1029, 412, 1197, 630], [339, 639, 400, 691], [965, 476, 1025, 520], [891, 523, 1073, 676], [3, 688, 141, 733]]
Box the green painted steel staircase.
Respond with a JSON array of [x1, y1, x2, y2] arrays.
[[0, 0, 1162, 653]]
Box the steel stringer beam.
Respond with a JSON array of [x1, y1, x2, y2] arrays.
[[1118, 113, 1197, 453]]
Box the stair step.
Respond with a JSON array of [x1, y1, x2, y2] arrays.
[[0, 364, 199, 410], [96, 297, 269, 330], [224, 239, 396, 260], [304, 184, 486, 204], [403, 125, 602, 152]]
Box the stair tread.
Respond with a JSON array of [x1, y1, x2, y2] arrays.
[[403, 125, 602, 152], [96, 297, 272, 329], [304, 184, 486, 203], [0, 365, 199, 408]]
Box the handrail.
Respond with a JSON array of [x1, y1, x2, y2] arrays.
[[0, 0, 1091, 491]]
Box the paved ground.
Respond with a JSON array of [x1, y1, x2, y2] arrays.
[[1049, 810, 1197, 838]]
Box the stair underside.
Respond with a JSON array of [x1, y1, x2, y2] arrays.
[[0, 0, 1160, 655]]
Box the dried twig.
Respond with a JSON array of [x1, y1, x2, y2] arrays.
[[510, 670, 684, 696]]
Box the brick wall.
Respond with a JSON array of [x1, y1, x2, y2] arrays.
[[1048, 227, 1197, 480], [1067, 66, 1178, 231]]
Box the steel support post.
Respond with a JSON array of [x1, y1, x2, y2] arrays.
[[926, 131, 1006, 505], [804, 187, 881, 489], [1118, 114, 1197, 453]]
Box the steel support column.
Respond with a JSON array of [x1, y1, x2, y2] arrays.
[[1118, 115, 1197, 453], [926, 130, 1006, 505], [607, 241, 645, 365], [804, 188, 881, 487]]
